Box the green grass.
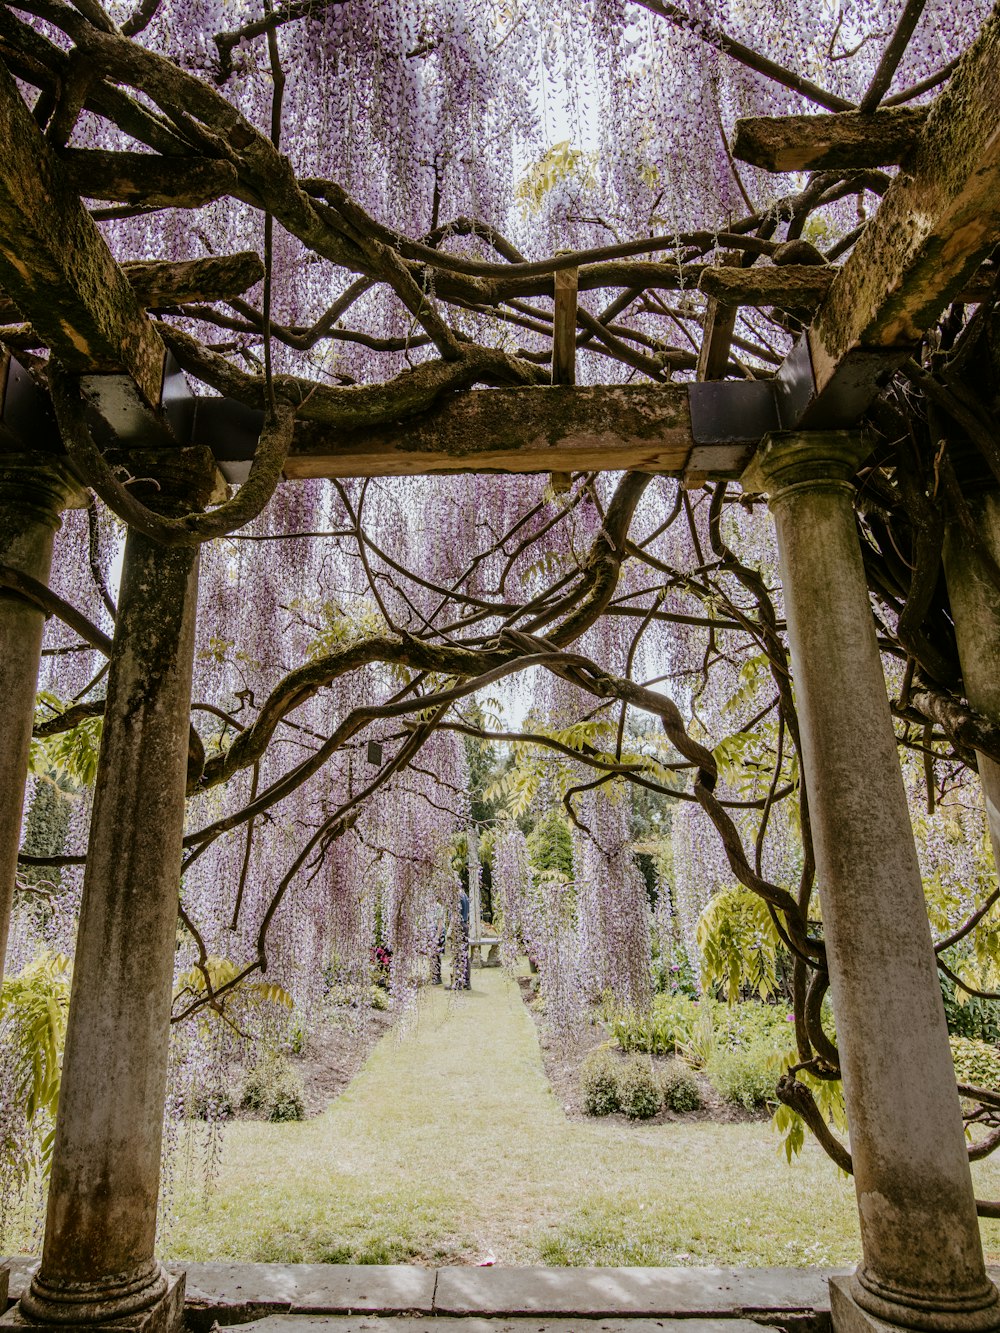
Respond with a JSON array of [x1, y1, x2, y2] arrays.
[[156, 968, 1000, 1268]]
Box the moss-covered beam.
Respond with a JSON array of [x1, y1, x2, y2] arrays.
[[284, 384, 700, 477], [0, 61, 164, 406], [780, 4, 1000, 428], [57, 149, 238, 209], [700, 265, 833, 309], [0, 252, 265, 326], [734, 107, 927, 172]]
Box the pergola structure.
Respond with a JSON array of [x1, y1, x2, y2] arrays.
[[1, 2, 1000, 1332]]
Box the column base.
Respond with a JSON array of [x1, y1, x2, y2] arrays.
[[832, 1275, 1000, 1333], [0, 1274, 184, 1333]]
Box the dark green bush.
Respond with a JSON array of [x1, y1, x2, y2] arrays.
[[661, 1061, 701, 1112], [706, 1044, 777, 1110], [615, 1056, 661, 1120], [580, 1046, 620, 1116]]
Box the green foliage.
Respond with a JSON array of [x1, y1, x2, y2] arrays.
[[19, 776, 73, 894], [371, 985, 390, 1011], [940, 969, 1000, 1042], [615, 1056, 661, 1120], [705, 1045, 778, 1111], [527, 808, 574, 879], [697, 886, 784, 1003], [0, 953, 72, 1187], [950, 1036, 1000, 1092], [516, 141, 597, 214], [580, 1045, 620, 1116], [241, 1054, 305, 1122], [173, 955, 294, 1029], [30, 693, 103, 787], [611, 993, 699, 1055], [660, 1061, 701, 1112]]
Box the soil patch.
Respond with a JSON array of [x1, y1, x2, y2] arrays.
[[517, 975, 761, 1126], [293, 1004, 396, 1117]]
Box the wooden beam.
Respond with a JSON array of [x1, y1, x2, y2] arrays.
[[700, 265, 832, 309], [284, 385, 702, 478], [551, 266, 579, 386], [734, 107, 927, 172], [57, 149, 238, 209], [778, 3, 1000, 429], [696, 255, 740, 382], [550, 264, 578, 492], [0, 252, 265, 325], [0, 60, 164, 406]]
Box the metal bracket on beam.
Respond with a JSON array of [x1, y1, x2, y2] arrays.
[[0, 356, 61, 454], [774, 331, 914, 430], [192, 396, 264, 485], [81, 350, 193, 449], [686, 380, 781, 479]]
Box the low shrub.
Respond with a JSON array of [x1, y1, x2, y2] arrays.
[[371, 985, 390, 1011], [615, 1056, 661, 1120], [705, 1044, 777, 1110], [661, 1061, 701, 1112], [580, 1046, 620, 1116], [611, 994, 702, 1055], [241, 1054, 305, 1122], [950, 1036, 1000, 1092]]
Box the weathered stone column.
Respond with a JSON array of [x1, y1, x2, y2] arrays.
[[0, 455, 84, 978], [943, 490, 1000, 870], [745, 431, 999, 1333], [8, 449, 214, 1333]]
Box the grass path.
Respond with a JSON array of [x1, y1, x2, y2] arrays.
[[164, 969, 1000, 1268]]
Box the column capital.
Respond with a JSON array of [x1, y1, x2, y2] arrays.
[[741, 430, 871, 500], [0, 454, 87, 527]]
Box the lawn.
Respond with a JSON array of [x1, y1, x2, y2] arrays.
[[154, 968, 1000, 1268]]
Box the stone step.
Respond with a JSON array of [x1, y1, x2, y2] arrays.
[[229, 1319, 771, 1333], [3, 1260, 842, 1327]]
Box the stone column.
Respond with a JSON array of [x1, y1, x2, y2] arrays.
[[0, 455, 84, 978], [745, 431, 999, 1333], [9, 448, 215, 1333], [943, 490, 1000, 870]]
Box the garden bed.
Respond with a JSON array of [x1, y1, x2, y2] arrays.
[[294, 1003, 396, 1117], [517, 977, 766, 1126]]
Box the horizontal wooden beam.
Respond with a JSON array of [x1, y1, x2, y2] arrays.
[[734, 107, 927, 172], [775, 4, 1000, 429], [700, 265, 832, 309], [57, 149, 239, 209], [289, 385, 697, 477], [0, 252, 264, 325], [194, 384, 776, 481], [0, 62, 164, 406]]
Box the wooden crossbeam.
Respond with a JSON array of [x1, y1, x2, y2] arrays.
[[0, 252, 265, 326], [699, 265, 832, 310], [696, 253, 740, 383], [56, 149, 238, 209], [776, 4, 1000, 429], [194, 384, 774, 481], [287, 385, 699, 477], [734, 107, 927, 172], [0, 61, 165, 406]]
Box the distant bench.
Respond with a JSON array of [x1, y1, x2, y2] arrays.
[[469, 936, 501, 966]]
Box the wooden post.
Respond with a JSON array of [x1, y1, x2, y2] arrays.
[[550, 263, 578, 494]]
